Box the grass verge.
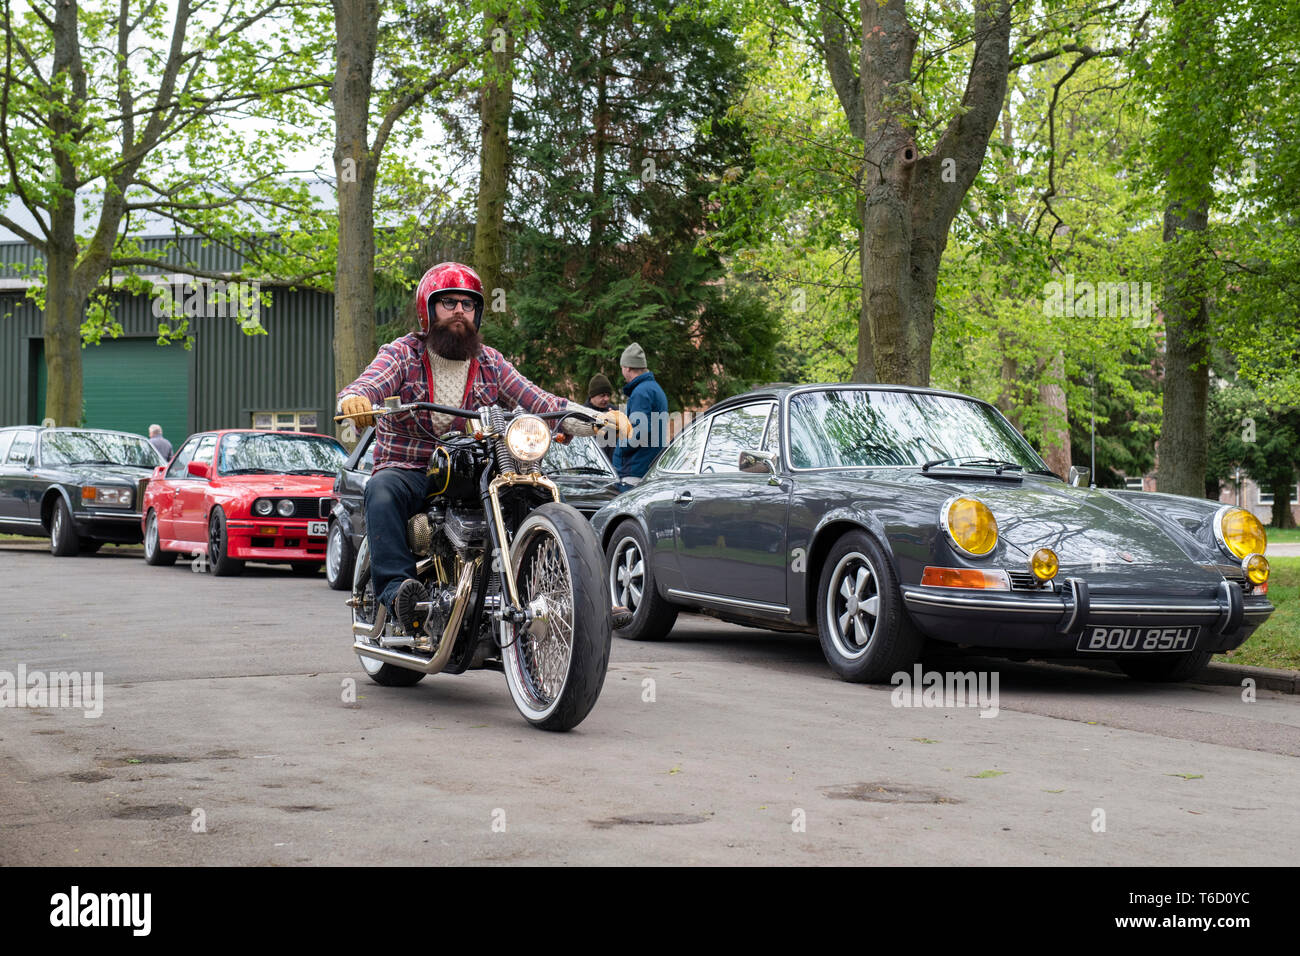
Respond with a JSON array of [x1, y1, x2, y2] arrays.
[[1215, 556, 1299, 671]]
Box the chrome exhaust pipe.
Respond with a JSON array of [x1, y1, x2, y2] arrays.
[[352, 559, 479, 676]]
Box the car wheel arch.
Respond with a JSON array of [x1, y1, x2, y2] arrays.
[[40, 487, 72, 531], [804, 515, 897, 615], [600, 512, 650, 554]]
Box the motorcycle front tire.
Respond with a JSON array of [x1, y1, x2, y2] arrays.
[[502, 502, 611, 731]]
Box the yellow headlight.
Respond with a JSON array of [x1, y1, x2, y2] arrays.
[[505, 415, 551, 463], [942, 497, 998, 557], [1030, 548, 1059, 580], [1243, 553, 1269, 585], [1216, 506, 1267, 560]]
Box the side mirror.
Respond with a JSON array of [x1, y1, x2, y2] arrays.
[[738, 449, 777, 475], [1068, 465, 1090, 487], [187, 461, 211, 480]]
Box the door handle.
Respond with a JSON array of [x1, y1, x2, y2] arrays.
[[674, 490, 693, 506]]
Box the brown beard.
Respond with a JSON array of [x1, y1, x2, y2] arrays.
[[424, 315, 482, 361]]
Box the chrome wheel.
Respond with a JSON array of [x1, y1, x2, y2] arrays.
[[608, 534, 644, 614], [52, 507, 63, 541], [508, 522, 575, 715], [143, 510, 177, 566], [825, 551, 881, 662], [503, 503, 610, 730], [145, 513, 159, 558], [351, 537, 424, 686]]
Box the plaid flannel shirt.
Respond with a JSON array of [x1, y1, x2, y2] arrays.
[[338, 334, 569, 472]]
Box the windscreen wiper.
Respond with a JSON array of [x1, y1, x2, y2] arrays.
[[922, 456, 1025, 474]]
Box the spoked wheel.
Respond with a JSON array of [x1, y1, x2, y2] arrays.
[[503, 503, 610, 731], [605, 521, 677, 641], [815, 530, 923, 683], [351, 537, 425, 687]]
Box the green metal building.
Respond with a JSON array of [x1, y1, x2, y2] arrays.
[[0, 236, 375, 444]]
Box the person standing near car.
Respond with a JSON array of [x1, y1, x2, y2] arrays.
[[612, 343, 668, 485], [147, 425, 173, 462], [586, 373, 616, 463], [336, 262, 626, 632]]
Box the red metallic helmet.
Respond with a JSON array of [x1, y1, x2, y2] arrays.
[[416, 262, 485, 333]]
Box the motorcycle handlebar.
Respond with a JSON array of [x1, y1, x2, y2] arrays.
[[334, 401, 598, 425]]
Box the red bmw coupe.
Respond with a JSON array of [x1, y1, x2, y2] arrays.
[[141, 429, 347, 575]]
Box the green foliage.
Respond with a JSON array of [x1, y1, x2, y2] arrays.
[[1207, 379, 1300, 523], [489, 0, 780, 406], [0, 0, 336, 335]]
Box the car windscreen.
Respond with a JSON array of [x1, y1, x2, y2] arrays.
[[787, 389, 1051, 472], [40, 431, 161, 468], [542, 436, 615, 476], [218, 433, 346, 475]]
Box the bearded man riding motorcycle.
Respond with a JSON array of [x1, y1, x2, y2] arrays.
[[338, 262, 625, 631]]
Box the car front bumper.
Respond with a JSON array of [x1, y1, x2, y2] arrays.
[[225, 518, 328, 562], [73, 509, 146, 542], [900, 577, 1272, 655]]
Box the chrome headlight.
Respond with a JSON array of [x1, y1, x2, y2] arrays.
[[277, 499, 296, 517], [1243, 553, 1270, 586], [1214, 505, 1266, 560], [253, 499, 274, 516], [941, 496, 999, 557], [82, 486, 131, 507], [506, 415, 551, 463]]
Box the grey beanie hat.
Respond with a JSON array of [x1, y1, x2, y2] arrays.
[[620, 342, 648, 369]]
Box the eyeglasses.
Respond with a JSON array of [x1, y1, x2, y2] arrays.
[[435, 296, 477, 313]]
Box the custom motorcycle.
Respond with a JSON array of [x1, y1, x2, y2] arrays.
[[336, 397, 615, 731]]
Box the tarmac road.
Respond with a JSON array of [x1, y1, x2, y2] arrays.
[[1, 542, 1297, 865]]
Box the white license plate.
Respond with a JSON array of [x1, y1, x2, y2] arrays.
[[307, 521, 328, 537], [1077, 625, 1200, 653]]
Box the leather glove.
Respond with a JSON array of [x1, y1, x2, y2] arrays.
[[596, 409, 631, 441], [558, 401, 594, 437], [339, 394, 376, 429]]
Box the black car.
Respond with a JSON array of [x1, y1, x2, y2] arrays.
[[590, 383, 1275, 684], [325, 427, 621, 589], [0, 426, 164, 555]]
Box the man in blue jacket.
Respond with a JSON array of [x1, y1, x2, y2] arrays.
[[613, 342, 668, 483]]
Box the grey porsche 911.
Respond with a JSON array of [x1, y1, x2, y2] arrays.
[[591, 384, 1274, 683]]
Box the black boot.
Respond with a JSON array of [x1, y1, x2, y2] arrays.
[[393, 578, 430, 632]]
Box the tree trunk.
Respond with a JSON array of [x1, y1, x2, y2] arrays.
[[1271, 480, 1295, 529], [331, 0, 380, 412], [822, 1, 1010, 387], [474, 7, 514, 316], [43, 0, 89, 426], [1038, 349, 1072, 477], [43, 246, 85, 427], [1157, 199, 1211, 498]]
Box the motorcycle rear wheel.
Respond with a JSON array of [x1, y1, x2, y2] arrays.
[[502, 503, 611, 731], [352, 537, 426, 688]]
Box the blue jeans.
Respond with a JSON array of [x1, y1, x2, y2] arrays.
[[364, 466, 438, 610]]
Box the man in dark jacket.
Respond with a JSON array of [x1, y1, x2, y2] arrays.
[[613, 343, 668, 483]]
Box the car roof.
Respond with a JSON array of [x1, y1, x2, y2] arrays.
[[37, 426, 153, 439], [702, 382, 992, 417], [206, 429, 344, 443]]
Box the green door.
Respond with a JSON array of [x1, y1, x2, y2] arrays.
[[31, 338, 190, 445]]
